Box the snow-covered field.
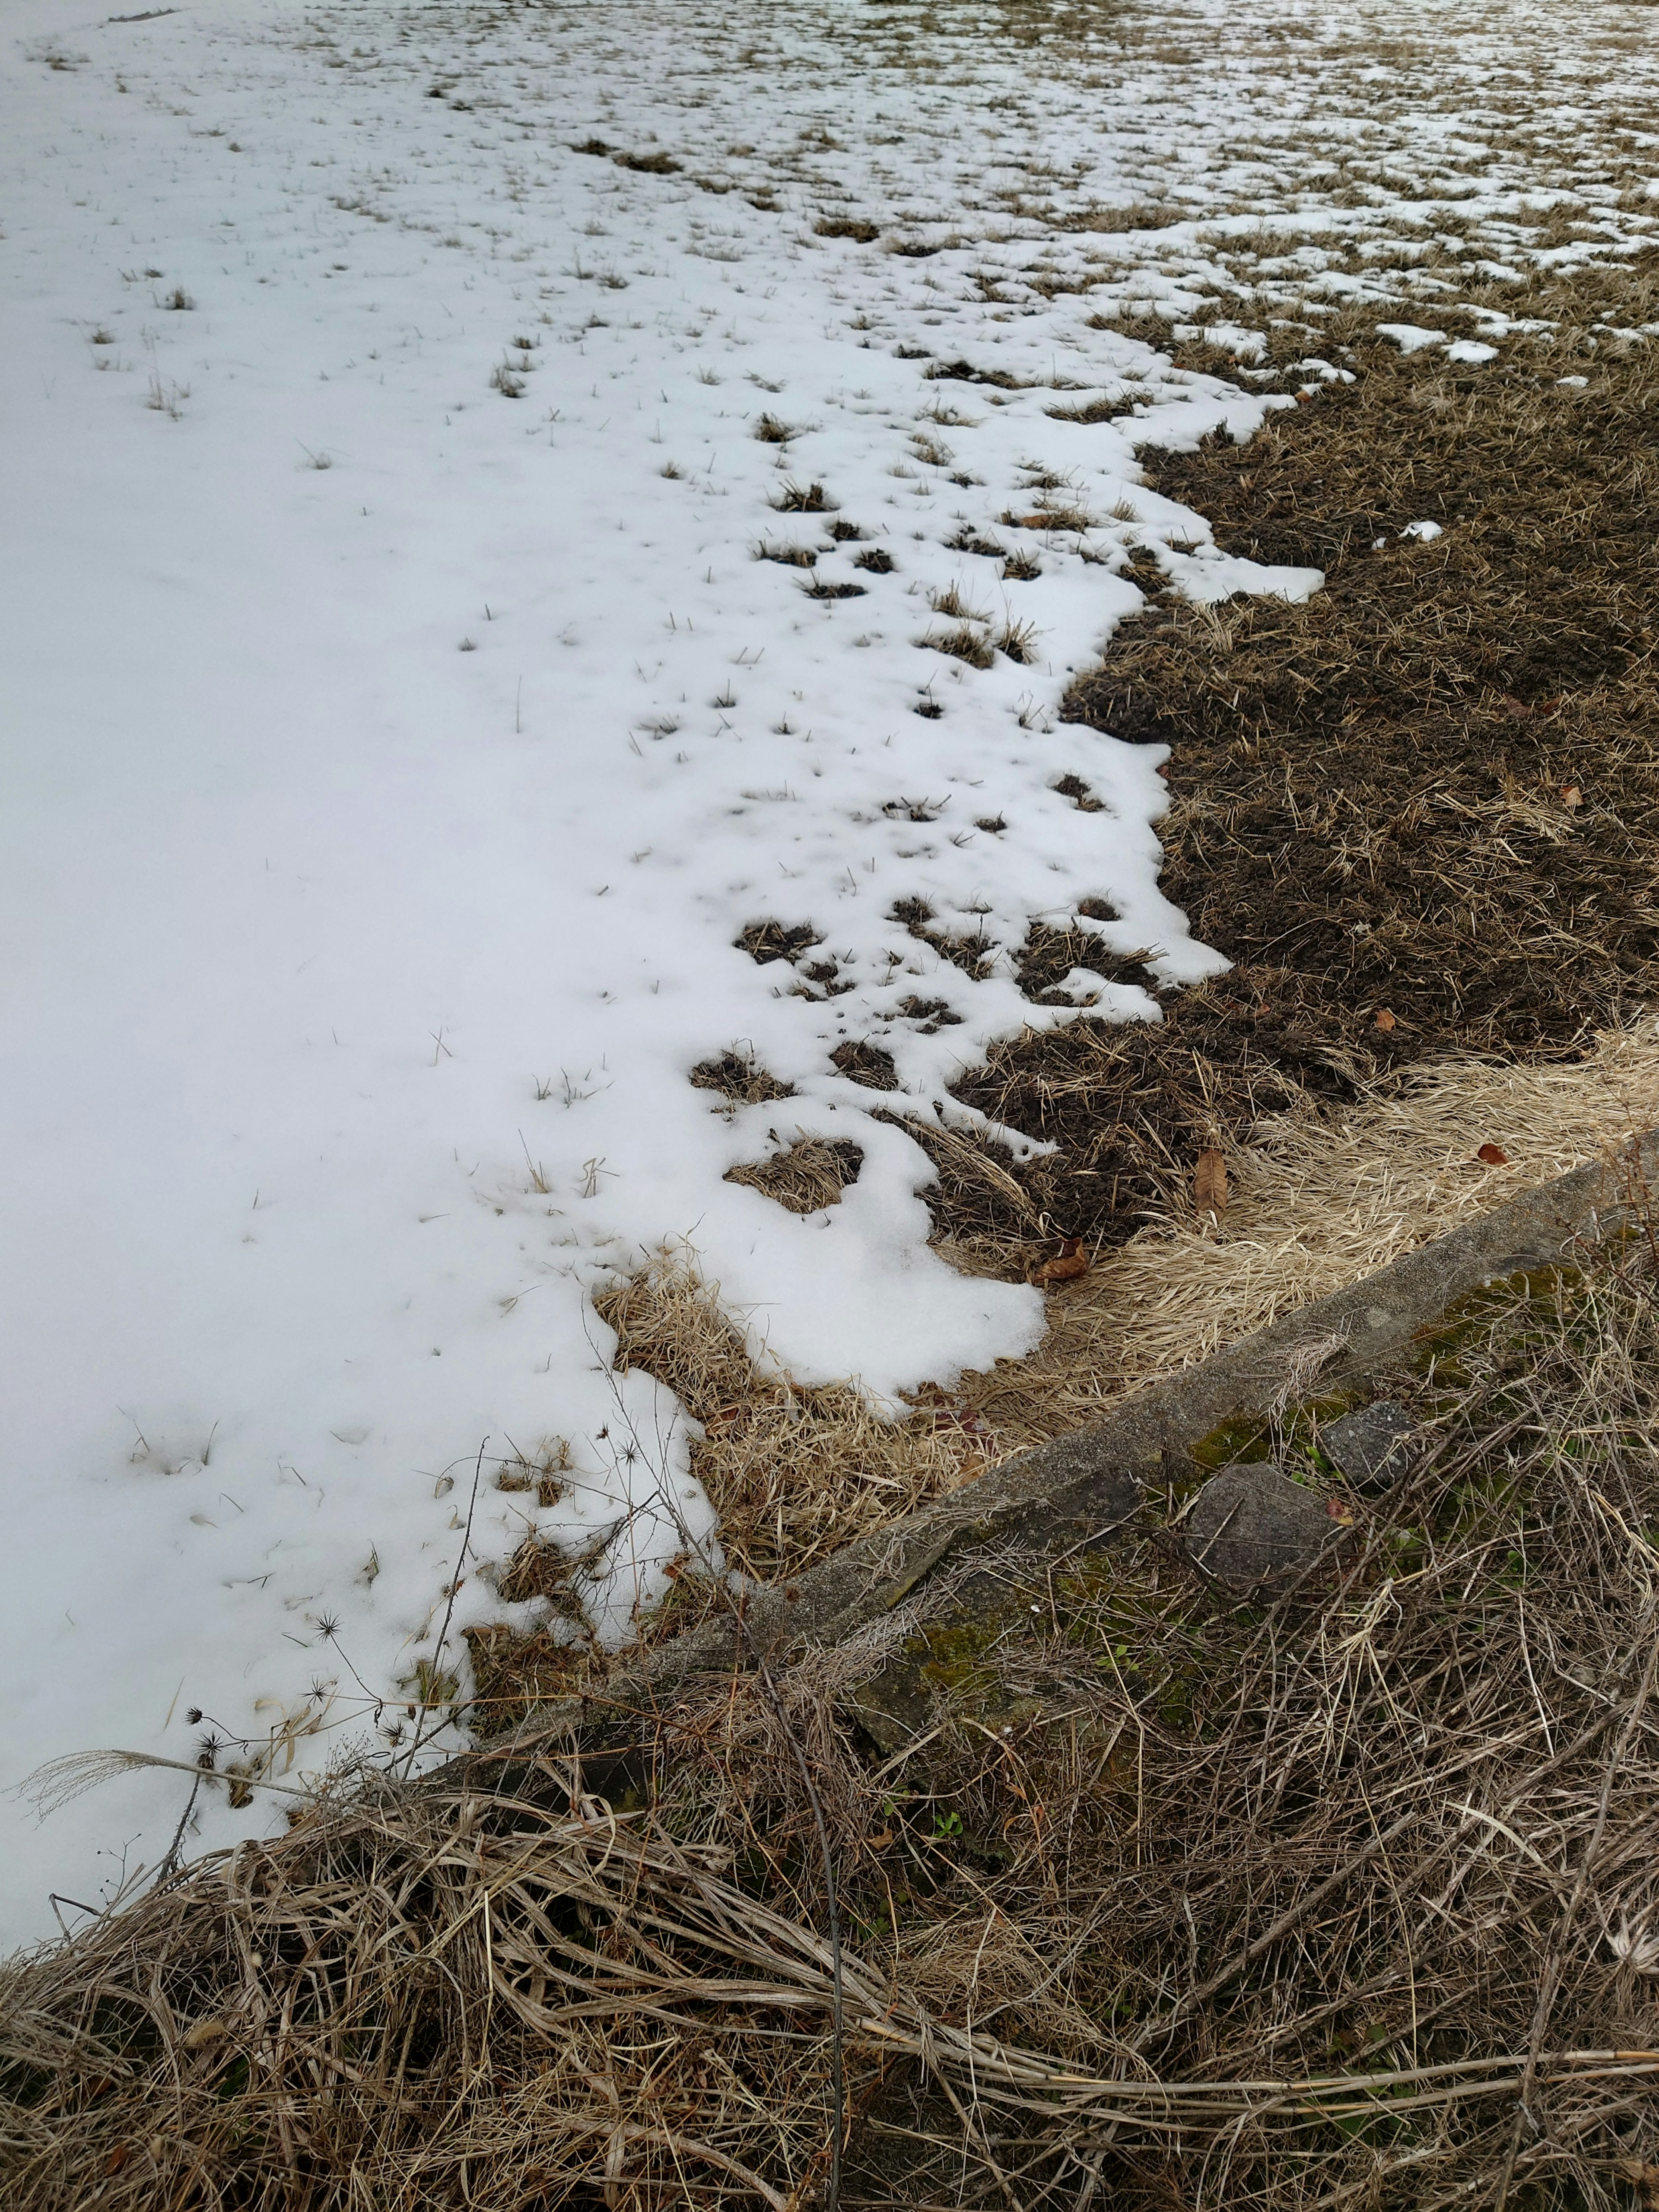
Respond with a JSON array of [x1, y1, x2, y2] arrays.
[[3, 0, 1653, 1945]]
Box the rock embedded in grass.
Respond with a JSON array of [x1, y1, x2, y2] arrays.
[[1186, 1460, 1332, 1587], [1322, 1400, 1416, 1492]]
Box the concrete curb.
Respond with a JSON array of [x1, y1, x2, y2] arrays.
[[481, 1131, 1657, 1752]]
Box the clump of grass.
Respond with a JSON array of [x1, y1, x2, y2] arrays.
[[1001, 498, 1094, 533], [735, 918, 821, 964], [592, 1250, 989, 1579], [927, 582, 988, 622], [144, 374, 187, 419], [725, 1133, 863, 1214], [801, 576, 866, 600], [1061, 197, 1178, 232], [771, 480, 835, 512], [925, 358, 1028, 390], [812, 214, 881, 242], [921, 622, 994, 669], [829, 1038, 899, 1088], [994, 616, 1039, 663], [854, 546, 896, 573], [755, 539, 817, 567], [1045, 393, 1136, 423], [753, 411, 798, 443], [688, 1048, 796, 1109]]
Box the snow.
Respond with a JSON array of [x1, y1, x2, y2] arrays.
[[2, 0, 1654, 1946]]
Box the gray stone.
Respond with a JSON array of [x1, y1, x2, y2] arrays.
[[1186, 1461, 1332, 1587], [1323, 1400, 1416, 1493]]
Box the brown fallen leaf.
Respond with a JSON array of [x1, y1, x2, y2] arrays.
[[1373, 1007, 1396, 1033], [1562, 783, 1583, 809], [1194, 1148, 1228, 1215], [1030, 1236, 1088, 1287], [1477, 1142, 1510, 1166]]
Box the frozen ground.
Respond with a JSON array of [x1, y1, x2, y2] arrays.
[[3, 0, 1655, 1945]]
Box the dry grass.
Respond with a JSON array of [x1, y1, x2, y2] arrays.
[[954, 1017, 1659, 1452], [690, 1047, 798, 1110], [10, 1245, 1659, 2209], [725, 1133, 864, 1214], [919, 620, 994, 668], [591, 1251, 998, 1586], [921, 277, 1659, 1263]]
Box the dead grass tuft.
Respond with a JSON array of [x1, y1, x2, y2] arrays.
[[735, 918, 821, 964], [689, 1048, 797, 1108], [813, 214, 881, 242], [920, 621, 994, 668], [725, 1133, 864, 1213], [830, 1037, 900, 1088], [770, 479, 836, 512], [591, 1252, 995, 1585]]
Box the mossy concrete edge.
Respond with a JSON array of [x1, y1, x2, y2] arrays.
[[479, 1132, 1658, 1760]]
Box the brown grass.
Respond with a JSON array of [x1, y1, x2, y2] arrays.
[[10, 1245, 1659, 2209], [919, 620, 994, 668], [725, 1133, 863, 1214], [955, 1017, 1659, 1452], [918, 278, 1659, 1261], [590, 1250, 997, 1587], [689, 1048, 797, 1109]]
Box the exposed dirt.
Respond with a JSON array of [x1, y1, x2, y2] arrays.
[[928, 276, 1659, 1262]]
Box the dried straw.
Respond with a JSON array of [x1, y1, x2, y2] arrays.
[[960, 1018, 1659, 1450], [10, 1243, 1659, 2208]]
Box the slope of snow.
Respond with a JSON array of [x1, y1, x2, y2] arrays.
[[2, 0, 1651, 1944]]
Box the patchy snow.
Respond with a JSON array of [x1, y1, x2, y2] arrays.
[[1376, 321, 1452, 353], [2, 0, 1655, 1943]]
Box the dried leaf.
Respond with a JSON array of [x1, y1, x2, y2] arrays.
[[1194, 1148, 1228, 1214], [1373, 1007, 1396, 1033], [1476, 1142, 1510, 1166], [1030, 1236, 1089, 1287], [1562, 783, 1583, 809]]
